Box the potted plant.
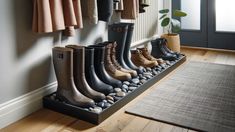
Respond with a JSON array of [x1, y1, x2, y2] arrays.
[[159, 9, 187, 52]]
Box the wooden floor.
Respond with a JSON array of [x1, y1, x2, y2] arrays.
[[2, 48, 235, 132]]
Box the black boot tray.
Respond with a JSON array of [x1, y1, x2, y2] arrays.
[[43, 56, 186, 125]]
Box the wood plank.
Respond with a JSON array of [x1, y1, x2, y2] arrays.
[[1, 109, 65, 132], [121, 116, 150, 132], [41, 115, 77, 132], [141, 120, 162, 132]]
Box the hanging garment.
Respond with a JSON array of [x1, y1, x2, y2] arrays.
[[97, 0, 113, 22], [81, 0, 98, 24], [113, 0, 124, 12], [121, 0, 138, 19], [139, 0, 149, 13], [32, 0, 83, 36]]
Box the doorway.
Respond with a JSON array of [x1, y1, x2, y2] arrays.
[[172, 0, 235, 50]]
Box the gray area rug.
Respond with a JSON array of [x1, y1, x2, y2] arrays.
[[126, 61, 235, 132]]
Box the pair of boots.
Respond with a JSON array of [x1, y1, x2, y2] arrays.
[[108, 23, 144, 74], [53, 46, 108, 108], [131, 48, 162, 68], [151, 38, 180, 61], [102, 41, 137, 81]]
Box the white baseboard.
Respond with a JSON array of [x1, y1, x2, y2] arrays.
[[0, 82, 57, 129]]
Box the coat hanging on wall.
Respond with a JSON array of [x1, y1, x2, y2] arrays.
[[121, 0, 139, 19], [113, 0, 124, 12], [97, 0, 113, 22], [81, 0, 98, 24], [32, 0, 83, 36]]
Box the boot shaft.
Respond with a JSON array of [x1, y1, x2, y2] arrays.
[[52, 47, 74, 89], [85, 47, 95, 69], [66, 45, 85, 78], [108, 23, 128, 57], [151, 38, 164, 57], [88, 44, 105, 64]]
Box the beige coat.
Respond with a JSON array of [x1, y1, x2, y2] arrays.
[[121, 0, 139, 19], [81, 0, 98, 24], [32, 0, 83, 36]]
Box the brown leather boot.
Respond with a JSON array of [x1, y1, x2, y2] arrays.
[[131, 49, 158, 68], [103, 43, 132, 81], [66, 45, 106, 102], [138, 48, 165, 64], [52, 47, 95, 107], [111, 42, 138, 77]]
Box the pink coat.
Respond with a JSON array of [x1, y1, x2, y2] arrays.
[[32, 0, 83, 36]]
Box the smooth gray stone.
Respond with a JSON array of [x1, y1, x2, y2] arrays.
[[123, 81, 130, 86], [84, 108, 89, 111], [108, 99, 114, 104], [152, 70, 158, 75], [122, 89, 127, 93], [108, 93, 116, 96], [146, 67, 152, 71], [91, 107, 102, 113], [114, 96, 122, 101], [122, 84, 129, 90], [114, 88, 122, 93], [145, 75, 152, 79], [129, 83, 138, 87], [89, 107, 94, 111], [102, 100, 108, 103], [132, 78, 140, 84], [97, 102, 105, 108], [165, 61, 171, 65], [129, 86, 137, 91], [142, 68, 147, 72], [140, 76, 147, 80], [117, 91, 126, 97], [106, 95, 114, 101], [138, 74, 143, 78], [143, 72, 152, 76], [140, 79, 147, 84], [160, 64, 167, 68], [104, 102, 112, 108]]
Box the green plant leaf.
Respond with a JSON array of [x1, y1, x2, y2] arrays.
[[159, 14, 167, 20], [159, 9, 169, 14], [173, 10, 187, 17], [161, 17, 170, 27], [171, 19, 181, 33]]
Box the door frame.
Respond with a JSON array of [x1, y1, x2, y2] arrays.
[[172, 0, 208, 48]]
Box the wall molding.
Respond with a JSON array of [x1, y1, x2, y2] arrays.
[[0, 82, 57, 129]]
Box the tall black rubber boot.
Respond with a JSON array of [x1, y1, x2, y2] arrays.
[[122, 23, 144, 74], [88, 45, 122, 88], [108, 23, 130, 70], [85, 47, 114, 95]]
